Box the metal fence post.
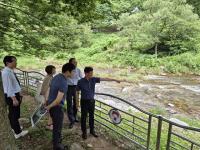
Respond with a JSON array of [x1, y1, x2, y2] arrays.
[[191, 143, 194, 150], [26, 72, 29, 93], [132, 116, 135, 140], [100, 102, 102, 117], [166, 123, 172, 150], [23, 71, 28, 92], [156, 116, 163, 150], [147, 115, 152, 149]]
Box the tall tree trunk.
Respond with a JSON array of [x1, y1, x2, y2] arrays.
[[155, 43, 158, 59], [0, 0, 11, 51], [0, 74, 18, 150]]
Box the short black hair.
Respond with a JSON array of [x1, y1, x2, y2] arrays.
[[45, 65, 56, 75], [3, 56, 16, 66], [84, 67, 93, 73], [62, 63, 75, 73], [69, 58, 75, 64]]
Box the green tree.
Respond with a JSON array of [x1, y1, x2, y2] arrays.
[[117, 0, 200, 57], [0, 0, 92, 57], [186, 0, 200, 16]]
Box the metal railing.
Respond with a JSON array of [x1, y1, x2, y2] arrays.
[[12, 68, 200, 150], [14, 68, 45, 93], [94, 93, 200, 150]]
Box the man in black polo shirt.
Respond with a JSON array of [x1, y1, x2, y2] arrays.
[[76, 67, 120, 139]]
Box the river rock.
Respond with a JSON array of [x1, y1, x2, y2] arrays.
[[87, 144, 93, 148], [168, 103, 175, 107], [169, 118, 189, 126], [122, 86, 132, 93], [121, 144, 125, 148], [70, 143, 84, 150], [160, 73, 167, 76], [155, 94, 162, 99], [169, 109, 177, 114]]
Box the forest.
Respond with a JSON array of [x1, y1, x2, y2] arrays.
[[1, 1, 200, 150], [1, 0, 200, 73]]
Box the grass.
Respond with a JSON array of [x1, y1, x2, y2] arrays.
[[0, 54, 144, 83], [17, 94, 123, 150], [1, 33, 200, 76], [94, 100, 200, 150], [149, 107, 168, 116], [17, 97, 200, 150]]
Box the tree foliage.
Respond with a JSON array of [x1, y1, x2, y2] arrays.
[[186, 0, 200, 16], [117, 0, 200, 56], [0, 0, 93, 57], [1, 0, 200, 59]]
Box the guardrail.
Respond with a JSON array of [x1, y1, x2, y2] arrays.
[[94, 93, 200, 150], [13, 68, 200, 150], [14, 68, 44, 93]]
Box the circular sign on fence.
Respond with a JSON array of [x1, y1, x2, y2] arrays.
[[109, 109, 122, 125]]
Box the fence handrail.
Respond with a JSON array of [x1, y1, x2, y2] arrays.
[[14, 68, 45, 77], [95, 93, 200, 132], [26, 71, 45, 77], [95, 92, 157, 117]]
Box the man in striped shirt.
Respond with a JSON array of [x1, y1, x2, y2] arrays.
[[67, 58, 83, 129]]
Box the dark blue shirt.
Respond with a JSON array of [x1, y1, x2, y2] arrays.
[[77, 77, 100, 100], [48, 73, 68, 105]]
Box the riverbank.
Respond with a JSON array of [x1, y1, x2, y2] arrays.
[[1, 55, 199, 123], [2, 56, 199, 120]]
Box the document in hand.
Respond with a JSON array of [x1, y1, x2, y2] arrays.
[[31, 103, 47, 127]]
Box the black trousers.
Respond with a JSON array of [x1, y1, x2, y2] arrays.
[[66, 85, 77, 123], [81, 99, 95, 134], [5, 93, 22, 134], [49, 106, 64, 150]]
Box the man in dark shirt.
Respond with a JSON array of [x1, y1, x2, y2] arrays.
[[76, 67, 120, 139], [46, 63, 75, 150]]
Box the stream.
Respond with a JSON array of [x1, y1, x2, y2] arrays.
[[96, 74, 200, 119]]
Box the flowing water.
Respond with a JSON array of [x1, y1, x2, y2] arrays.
[[96, 74, 200, 119]]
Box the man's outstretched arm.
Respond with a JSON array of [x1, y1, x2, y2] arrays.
[[100, 78, 121, 83]]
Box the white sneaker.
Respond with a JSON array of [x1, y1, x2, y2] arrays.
[[20, 130, 28, 137], [12, 126, 23, 133], [14, 130, 28, 139]]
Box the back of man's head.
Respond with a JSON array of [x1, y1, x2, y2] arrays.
[[69, 58, 75, 64], [62, 63, 75, 73], [45, 65, 56, 75]]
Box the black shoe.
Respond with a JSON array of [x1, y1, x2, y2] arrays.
[[75, 119, 79, 123], [82, 133, 87, 140], [68, 123, 74, 129], [53, 143, 65, 150], [64, 145, 69, 150], [90, 132, 98, 138]]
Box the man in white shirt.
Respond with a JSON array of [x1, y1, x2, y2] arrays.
[[2, 56, 28, 139], [67, 58, 83, 129]]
